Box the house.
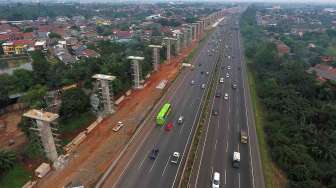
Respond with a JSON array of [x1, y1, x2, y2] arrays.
[[2, 40, 34, 55], [112, 29, 133, 40], [52, 47, 76, 65], [321, 56, 334, 63], [35, 41, 47, 51], [76, 49, 100, 59], [276, 41, 290, 56], [307, 64, 336, 82]]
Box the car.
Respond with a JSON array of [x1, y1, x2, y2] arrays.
[[165, 122, 173, 131], [171, 152, 180, 164], [232, 152, 240, 168], [226, 73, 230, 78], [178, 116, 184, 124], [212, 110, 218, 116], [227, 66, 231, 70], [206, 71, 209, 75], [228, 55, 231, 59], [149, 149, 159, 160], [215, 93, 221, 97], [201, 84, 206, 89], [112, 121, 124, 132], [191, 80, 195, 85], [199, 63, 202, 66], [224, 93, 229, 100], [201, 71, 204, 74], [232, 82, 237, 89], [219, 77, 224, 83], [212, 172, 220, 188]]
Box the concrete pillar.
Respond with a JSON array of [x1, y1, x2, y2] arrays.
[[23, 109, 59, 162], [149, 45, 162, 71], [127, 56, 144, 89], [92, 74, 116, 115]]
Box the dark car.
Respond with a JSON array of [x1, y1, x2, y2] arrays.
[[149, 149, 159, 160], [232, 82, 237, 89], [212, 110, 218, 116], [215, 93, 221, 97]]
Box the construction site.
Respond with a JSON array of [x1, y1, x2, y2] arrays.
[[0, 7, 228, 187]]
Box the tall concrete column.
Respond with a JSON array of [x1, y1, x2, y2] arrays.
[[92, 74, 116, 115], [127, 56, 144, 89], [163, 38, 176, 63], [23, 109, 59, 162], [192, 23, 198, 41], [149, 45, 162, 71], [173, 30, 182, 54]]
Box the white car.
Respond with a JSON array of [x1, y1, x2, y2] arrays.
[[227, 66, 231, 70], [191, 80, 195, 85], [219, 77, 224, 83], [226, 73, 230, 78], [178, 116, 184, 124], [201, 84, 206, 89], [224, 93, 229, 100], [171, 152, 180, 164], [212, 172, 220, 188], [113, 121, 124, 132]]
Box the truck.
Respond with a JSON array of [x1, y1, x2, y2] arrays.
[[240, 129, 248, 144], [232, 151, 240, 168]]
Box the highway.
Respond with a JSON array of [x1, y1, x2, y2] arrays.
[[100, 20, 224, 188], [188, 14, 265, 188]]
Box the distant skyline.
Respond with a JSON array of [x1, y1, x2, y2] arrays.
[[1, 0, 336, 4]]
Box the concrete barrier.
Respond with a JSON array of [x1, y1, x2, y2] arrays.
[[115, 95, 125, 105], [72, 132, 87, 145], [22, 180, 37, 188], [125, 90, 132, 96], [86, 117, 103, 134]]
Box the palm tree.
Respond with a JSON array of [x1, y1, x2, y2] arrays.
[[0, 150, 16, 172]]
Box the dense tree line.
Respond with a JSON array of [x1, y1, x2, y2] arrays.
[[0, 40, 154, 109], [241, 6, 336, 187]]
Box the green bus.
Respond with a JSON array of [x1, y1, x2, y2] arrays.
[[156, 103, 172, 125]]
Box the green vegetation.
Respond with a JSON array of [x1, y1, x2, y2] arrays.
[[59, 88, 90, 120], [58, 112, 96, 134], [0, 163, 31, 188], [241, 6, 336, 188]]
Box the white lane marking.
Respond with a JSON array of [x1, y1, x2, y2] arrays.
[[226, 141, 228, 153], [214, 139, 218, 151], [238, 172, 241, 188], [172, 61, 214, 188], [162, 156, 171, 176], [239, 28, 256, 188], [225, 170, 227, 184], [138, 154, 148, 170], [238, 143, 240, 153], [149, 154, 160, 172]]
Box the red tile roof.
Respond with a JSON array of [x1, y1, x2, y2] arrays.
[[13, 39, 34, 46]]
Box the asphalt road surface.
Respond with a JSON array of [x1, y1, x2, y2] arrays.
[[188, 14, 265, 188], [106, 23, 224, 188]]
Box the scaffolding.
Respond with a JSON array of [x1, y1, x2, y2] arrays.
[[149, 45, 162, 71], [92, 74, 116, 116], [127, 56, 144, 89], [23, 109, 60, 162]]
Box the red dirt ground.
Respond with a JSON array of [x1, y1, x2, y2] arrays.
[[36, 40, 201, 188]]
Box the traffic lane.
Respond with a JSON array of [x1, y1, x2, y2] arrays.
[[142, 72, 212, 188], [115, 34, 218, 187], [155, 45, 222, 187], [114, 43, 215, 188], [193, 48, 228, 188]]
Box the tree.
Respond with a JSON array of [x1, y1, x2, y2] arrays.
[[31, 51, 50, 84], [12, 69, 34, 92], [48, 32, 61, 39], [0, 150, 16, 174], [59, 88, 90, 119], [19, 85, 47, 109]]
